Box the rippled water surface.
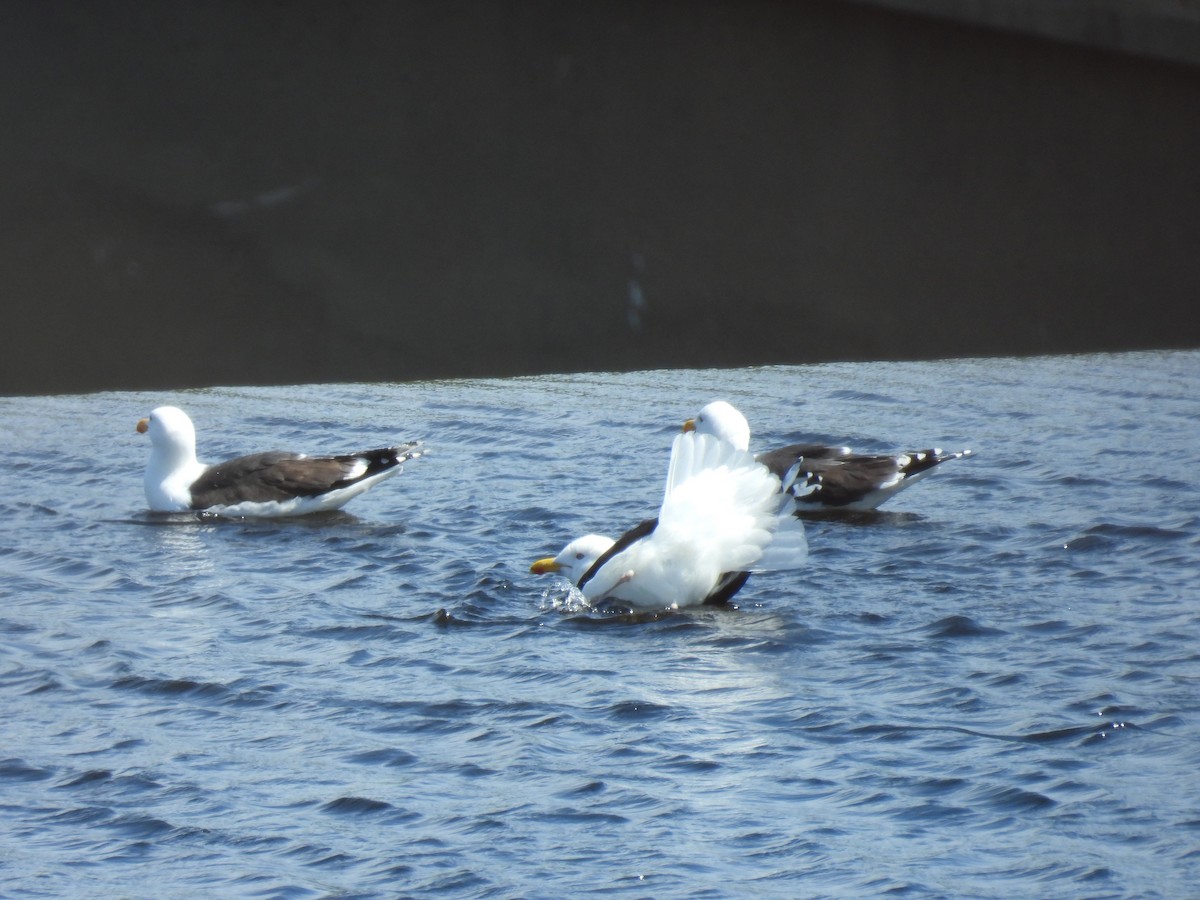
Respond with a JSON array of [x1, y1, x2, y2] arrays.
[[2, 351, 1198, 897]]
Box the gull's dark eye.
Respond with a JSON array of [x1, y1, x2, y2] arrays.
[[574, 552, 585, 560]]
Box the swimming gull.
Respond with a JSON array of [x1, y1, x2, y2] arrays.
[[136, 405, 422, 517]]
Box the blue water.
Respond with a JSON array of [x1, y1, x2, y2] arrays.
[[1, 351, 1198, 897]]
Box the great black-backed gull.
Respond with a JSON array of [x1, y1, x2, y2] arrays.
[[136, 406, 422, 517], [685, 400, 970, 513], [530, 431, 807, 611]]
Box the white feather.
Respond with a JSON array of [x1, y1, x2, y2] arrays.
[[581, 432, 801, 610], [142, 406, 209, 512], [753, 512, 809, 571]]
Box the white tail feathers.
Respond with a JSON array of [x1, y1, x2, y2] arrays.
[[659, 432, 806, 577], [753, 512, 809, 571], [664, 432, 764, 504]]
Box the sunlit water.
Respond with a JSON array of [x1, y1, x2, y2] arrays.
[[1, 351, 1198, 898]]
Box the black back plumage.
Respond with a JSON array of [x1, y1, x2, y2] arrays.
[[188, 443, 419, 508], [758, 442, 965, 509]]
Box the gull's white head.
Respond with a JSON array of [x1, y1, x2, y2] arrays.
[[683, 400, 751, 451], [137, 406, 204, 512], [530, 534, 615, 586], [136, 406, 197, 460]]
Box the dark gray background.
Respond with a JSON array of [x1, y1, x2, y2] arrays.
[[5, 0, 1198, 395]]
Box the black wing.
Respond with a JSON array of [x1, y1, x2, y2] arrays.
[[577, 517, 658, 591], [703, 570, 751, 606], [189, 445, 414, 508], [755, 443, 851, 480], [791, 448, 962, 508]]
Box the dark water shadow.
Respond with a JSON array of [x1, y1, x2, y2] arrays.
[[795, 508, 926, 526], [104, 510, 413, 533]]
